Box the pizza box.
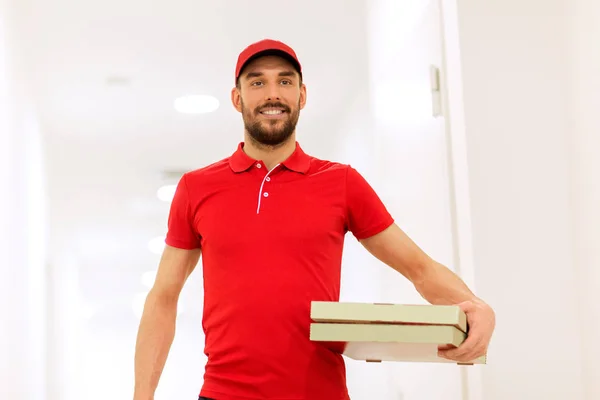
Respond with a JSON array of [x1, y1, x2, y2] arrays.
[[311, 301, 468, 333], [309, 302, 486, 365]]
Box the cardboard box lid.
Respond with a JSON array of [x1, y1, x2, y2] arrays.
[[310, 301, 468, 333], [310, 322, 486, 365]]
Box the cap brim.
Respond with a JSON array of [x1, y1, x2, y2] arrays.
[[237, 49, 302, 80]]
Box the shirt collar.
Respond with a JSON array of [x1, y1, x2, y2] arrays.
[[228, 141, 311, 174], [228, 142, 256, 172]]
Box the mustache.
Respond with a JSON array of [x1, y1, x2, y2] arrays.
[[255, 102, 291, 114]]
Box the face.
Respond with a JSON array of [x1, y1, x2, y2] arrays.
[[231, 55, 307, 147]]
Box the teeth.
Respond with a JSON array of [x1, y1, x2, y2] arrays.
[[262, 110, 283, 115]]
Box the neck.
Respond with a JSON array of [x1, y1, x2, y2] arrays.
[[243, 133, 297, 170]]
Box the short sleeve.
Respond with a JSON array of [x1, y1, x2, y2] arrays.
[[345, 166, 395, 240], [165, 174, 201, 249]]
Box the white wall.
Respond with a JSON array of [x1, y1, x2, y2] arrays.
[[334, 1, 464, 399], [569, 1, 600, 399], [451, 0, 585, 399], [0, 0, 48, 398], [0, 0, 15, 393], [368, 1, 464, 400]]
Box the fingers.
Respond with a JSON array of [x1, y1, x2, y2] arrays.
[[439, 324, 486, 362], [441, 334, 484, 361], [437, 344, 455, 352], [438, 299, 494, 362]]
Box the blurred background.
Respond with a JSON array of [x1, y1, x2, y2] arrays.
[[1, 0, 599, 399]]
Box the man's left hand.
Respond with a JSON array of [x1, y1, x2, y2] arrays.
[[438, 299, 496, 363]]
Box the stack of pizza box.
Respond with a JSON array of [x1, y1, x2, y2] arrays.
[[309, 301, 486, 365]]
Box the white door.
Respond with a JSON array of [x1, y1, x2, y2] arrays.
[[368, 0, 463, 399]]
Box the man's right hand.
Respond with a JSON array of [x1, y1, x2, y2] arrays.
[[132, 245, 201, 400]]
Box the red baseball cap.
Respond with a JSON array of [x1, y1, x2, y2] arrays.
[[235, 39, 302, 83]]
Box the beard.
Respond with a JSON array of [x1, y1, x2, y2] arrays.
[[242, 100, 300, 147]]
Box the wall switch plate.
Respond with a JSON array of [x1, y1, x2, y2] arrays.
[[430, 65, 443, 117]]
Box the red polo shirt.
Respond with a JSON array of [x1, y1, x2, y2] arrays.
[[165, 142, 394, 400]]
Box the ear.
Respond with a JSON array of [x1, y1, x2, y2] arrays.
[[231, 87, 243, 113], [299, 83, 307, 110]]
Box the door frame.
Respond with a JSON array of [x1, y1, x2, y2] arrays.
[[438, 1, 483, 399]]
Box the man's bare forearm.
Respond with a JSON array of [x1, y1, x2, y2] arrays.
[[133, 291, 178, 400], [414, 261, 479, 306]]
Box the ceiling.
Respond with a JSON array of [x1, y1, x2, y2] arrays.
[[14, 0, 372, 322]]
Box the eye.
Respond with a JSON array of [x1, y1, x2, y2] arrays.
[[251, 81, 263, 86], [281, 80, 292, 85]]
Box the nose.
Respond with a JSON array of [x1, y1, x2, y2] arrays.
[[265, 84, 282, 101]]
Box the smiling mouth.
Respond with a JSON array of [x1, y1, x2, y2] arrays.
[[259, 108, 287, 119], [260, 109, 285, 115]]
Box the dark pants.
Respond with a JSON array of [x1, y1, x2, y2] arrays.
[[199, 397, 213, 400]]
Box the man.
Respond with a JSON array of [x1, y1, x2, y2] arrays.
[[133, 39, 495, 400]]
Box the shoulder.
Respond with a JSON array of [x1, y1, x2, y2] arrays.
[[308, 156, 352, 175], [307, 155, 377, 196], [181, 157, 232, 185], [307, 156, 369, 185]]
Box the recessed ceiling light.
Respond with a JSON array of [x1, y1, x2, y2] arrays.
[[148, 236, 166, 255], [174, 95, 219, 114], [157, 184, 177, 202]]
